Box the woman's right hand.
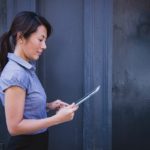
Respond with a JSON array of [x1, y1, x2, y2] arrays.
[[55, 103, 78, 123]]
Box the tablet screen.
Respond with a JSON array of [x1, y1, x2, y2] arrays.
[[75, 85, 100, 106]]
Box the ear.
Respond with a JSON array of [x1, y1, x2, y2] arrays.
[[16, 32, 25, 44]]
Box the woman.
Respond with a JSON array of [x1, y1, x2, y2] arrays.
[[0, 11, 78, 150]]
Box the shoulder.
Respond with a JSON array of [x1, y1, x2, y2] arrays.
[[1, 60, 29, 80], [4, 60, 27, 72], [0, 61, 30, 91]]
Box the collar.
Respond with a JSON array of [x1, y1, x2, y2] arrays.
[[8, 53, 36, 70]]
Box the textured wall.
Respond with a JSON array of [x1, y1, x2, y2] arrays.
[[113, 0, 150, 150]]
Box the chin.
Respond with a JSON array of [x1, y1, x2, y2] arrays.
[[33, 55, 40, 60]]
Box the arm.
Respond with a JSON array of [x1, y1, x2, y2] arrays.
[[5, 86, 78, 136]]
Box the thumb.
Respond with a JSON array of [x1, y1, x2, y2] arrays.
[[68, 103, 75, 108]]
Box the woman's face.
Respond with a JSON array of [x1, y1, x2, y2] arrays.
[[21, 25, 47, 61]]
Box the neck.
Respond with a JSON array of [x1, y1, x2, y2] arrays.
[[14, 46, 29, 62]]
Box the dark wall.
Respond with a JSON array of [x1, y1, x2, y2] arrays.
[[113, 0, 150, 150], [0, 1, 10, 149]]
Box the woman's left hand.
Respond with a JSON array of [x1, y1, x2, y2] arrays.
[[46, 99, 69, 110]]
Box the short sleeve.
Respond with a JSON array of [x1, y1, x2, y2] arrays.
[[0, 70, 29, 92]]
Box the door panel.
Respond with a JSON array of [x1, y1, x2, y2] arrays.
[[37, 1, 83, 150]]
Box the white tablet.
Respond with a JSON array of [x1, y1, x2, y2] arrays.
[[75, 85, 100, 106]]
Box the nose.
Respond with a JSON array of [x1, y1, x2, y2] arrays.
[[42, 41, 47, 49]]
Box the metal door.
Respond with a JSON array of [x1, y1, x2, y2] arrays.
[[37, 1, 84, 149]]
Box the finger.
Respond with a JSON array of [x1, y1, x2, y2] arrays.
[[71, 114, 74, 120], [60, 102, 69, 107], [66, 103, 74, 109], [71, 104, 79, 111], [70, 102, 76, 107], [57, 100, 69, 106], [72, 106, 78, 112]]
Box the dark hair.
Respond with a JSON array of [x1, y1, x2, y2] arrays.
[[0, 11, 52, 71]]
